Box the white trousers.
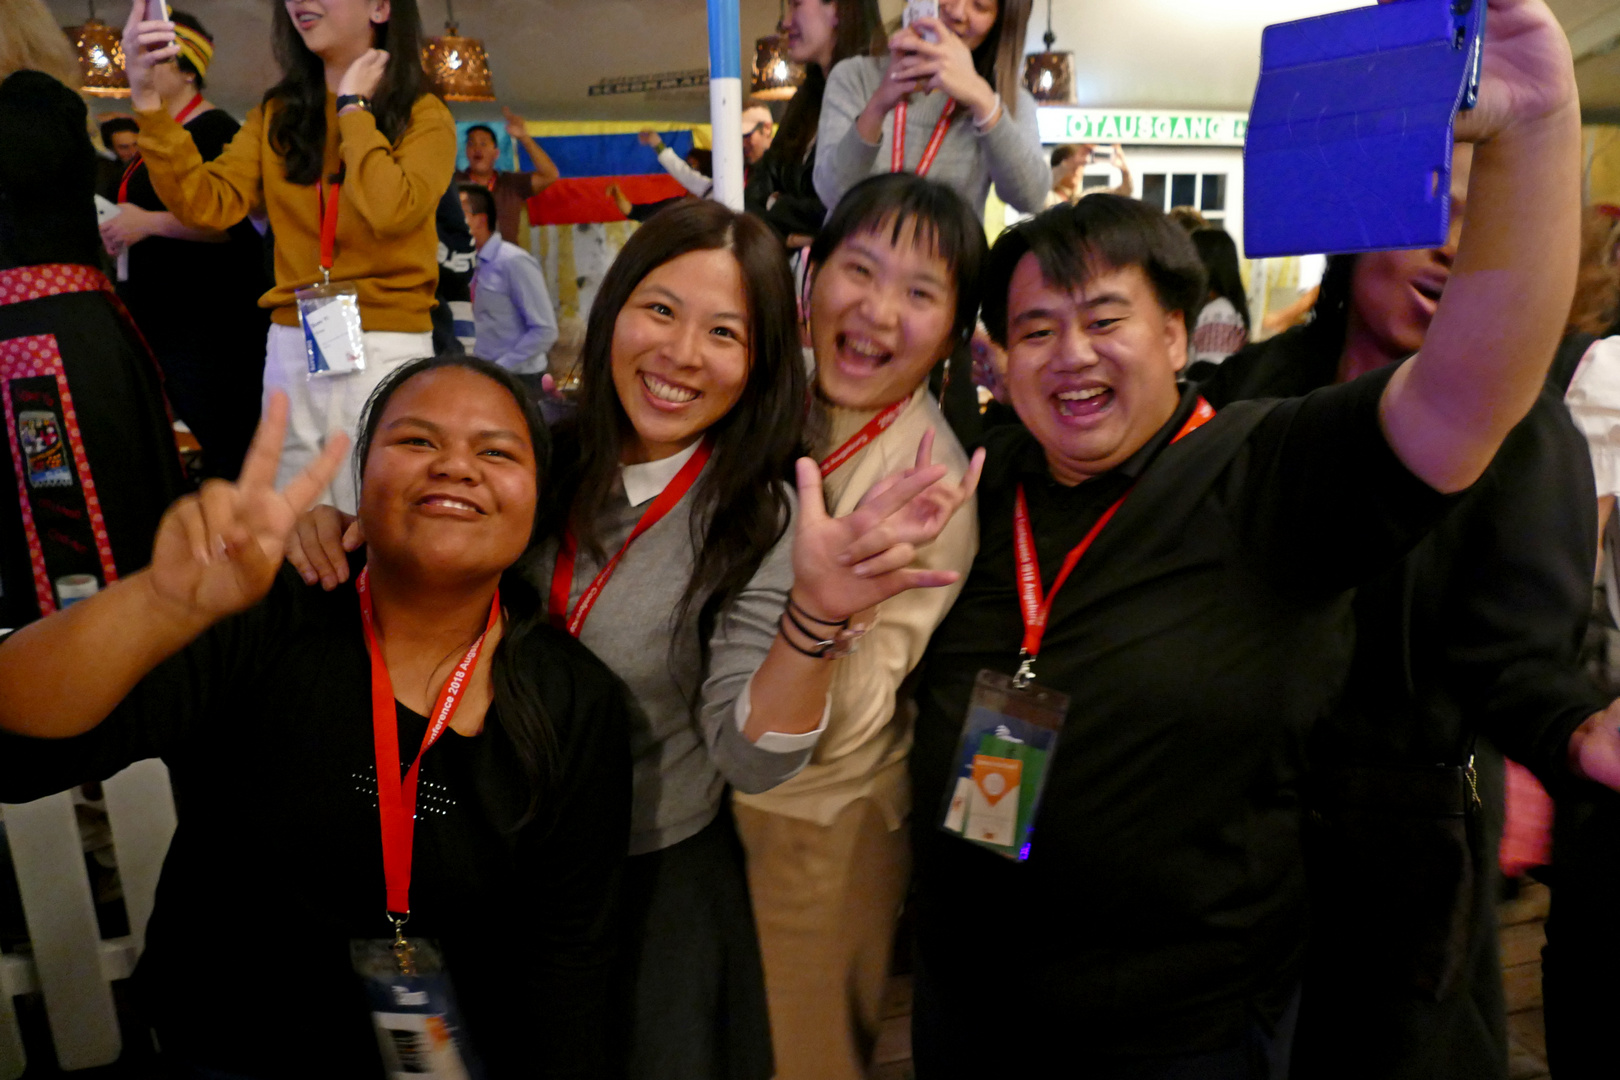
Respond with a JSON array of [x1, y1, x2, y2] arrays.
[[264, 323, 433, 513]]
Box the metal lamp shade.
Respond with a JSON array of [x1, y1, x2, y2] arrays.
[[1023, 50, 1075, 106], [422, 26, 495, 102], [750, 34, 802, 101], [69, 18, 129, 98]]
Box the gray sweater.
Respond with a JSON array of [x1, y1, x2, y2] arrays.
[[527, 471, 809, 856], [814, 55, 1051, 217]]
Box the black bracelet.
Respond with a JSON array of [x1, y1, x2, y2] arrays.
[[778, 611, 836, 659], [336, 94, 371, 113], [787, 594, 848, 630]]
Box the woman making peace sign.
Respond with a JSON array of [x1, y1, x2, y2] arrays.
[[0, 361, 633, 1077]]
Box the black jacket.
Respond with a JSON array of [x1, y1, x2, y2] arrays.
[[744, 144, 825, 242]]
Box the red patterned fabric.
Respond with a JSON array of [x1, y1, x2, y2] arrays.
[[0, 262, 110, 306], [0, 333, 118, 613]]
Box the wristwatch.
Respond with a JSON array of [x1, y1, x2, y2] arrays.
[[336, 94, 372, 114]]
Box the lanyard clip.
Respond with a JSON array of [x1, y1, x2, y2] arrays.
[[387, 911, 416, 975], [320, 266, 332, 286], [1012, 650, 1036, 690]]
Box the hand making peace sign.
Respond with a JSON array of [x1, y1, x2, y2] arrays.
[[146, 392, 349, 623]]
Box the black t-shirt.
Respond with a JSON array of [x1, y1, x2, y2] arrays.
[[0, 568, 632, 1077], [911, 369, 1452, 1058]]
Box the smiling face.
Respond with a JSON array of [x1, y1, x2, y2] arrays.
[[283, 0, 388, 62], [358, 366, 538, 586], [810, 221, 958, 411], [1346, 145, 1471, 362], [785, 0, 839, 69], [1004, 254, 1187, 485], [464, 127, 498, 176], [939, 0, 998, 51], [609, 248, 752, 463]]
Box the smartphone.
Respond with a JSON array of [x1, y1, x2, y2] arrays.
[[146, 0, 169, 22], [903, 0, 939, 43], [1244, 0, 1486, 257]]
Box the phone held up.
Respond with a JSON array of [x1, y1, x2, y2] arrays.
[[903, 0, 939, 43], [146, 0, 170, 22]]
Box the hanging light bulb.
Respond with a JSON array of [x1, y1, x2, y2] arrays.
[[422, 0, 495, 102], [751, 0, 803, 101], [66, 1, 130, 98], [1022, 0, 1075, 106]]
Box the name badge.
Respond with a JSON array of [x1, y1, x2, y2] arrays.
[[351, 937, 483, 1079], [938, 669, 1067, 862], [296, 281, 367, 377]]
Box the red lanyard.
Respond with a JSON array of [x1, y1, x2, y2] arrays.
[[819, 398, 908, 477], [1011, 399, 1215, 676], [117, 93, 205, 203], [318, 178, 342, 281], [892, 98, 957, 177], [548, 437, 713, 637], [357, 567, 500, 919]]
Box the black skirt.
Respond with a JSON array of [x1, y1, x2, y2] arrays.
[[613, 807, 773, 1080]]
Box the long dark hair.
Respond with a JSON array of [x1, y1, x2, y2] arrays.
[[355, 355, 558, 825], [770, 0, 886, 169], [551, 200, 806, 662], [264, 0, 426, 185], [975, 0, 1033, 118], [1306, 253, 1358, 352], [1191, 229, 1250, 331]]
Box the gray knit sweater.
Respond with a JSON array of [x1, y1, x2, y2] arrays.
[[813, 55, 1051, 217], [526, 472, 809, 856]]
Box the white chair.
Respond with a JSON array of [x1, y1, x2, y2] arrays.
[[0, 759, 177, 1077]]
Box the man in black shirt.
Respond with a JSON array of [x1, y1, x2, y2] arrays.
[[1197, 145, 1612, 1077], [908, 3, 1620, 1075]]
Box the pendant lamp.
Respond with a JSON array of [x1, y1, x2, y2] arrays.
[[750, 0, 803, 101], [67, 1, 129, 98], [422, 0, 495, 102], [1022, 0, 1075, 106]]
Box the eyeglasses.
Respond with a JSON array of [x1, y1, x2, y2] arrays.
[[743, 122, 774, 139]]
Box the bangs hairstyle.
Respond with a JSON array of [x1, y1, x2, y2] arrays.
[[981, 194, 1207, 347], [554, 199, 806, 669], [265, 0, 426, 186], [809, 173, 988, 344], [352, 355, 558, 825]]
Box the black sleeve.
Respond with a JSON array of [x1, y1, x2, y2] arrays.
[[1438, 393, 1609, 790], [0, 571, 301, 802], [1231, 362, 1457, 596], [187, 111, 241, 163], [745, 153, 826, 241], [514, 634, 632, 1078]]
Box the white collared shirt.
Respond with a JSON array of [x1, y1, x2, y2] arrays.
[[619, 438, 703, 507]]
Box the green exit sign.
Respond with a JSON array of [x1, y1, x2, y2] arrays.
[[1038, 108, 1249, 147]]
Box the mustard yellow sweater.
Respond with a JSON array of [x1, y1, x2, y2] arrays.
[[137, 92, 455, 333]]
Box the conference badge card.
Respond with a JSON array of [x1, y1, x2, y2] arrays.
[[938, 669, 1067, 862], [296, 281, 367, 377]]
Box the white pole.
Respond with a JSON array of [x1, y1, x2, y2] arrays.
[[707, 0, 744, 210]]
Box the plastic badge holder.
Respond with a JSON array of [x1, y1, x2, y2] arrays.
[[1243, 0, 1485, 258]]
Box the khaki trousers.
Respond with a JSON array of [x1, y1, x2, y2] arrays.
[[734, 798, 910, 1080]]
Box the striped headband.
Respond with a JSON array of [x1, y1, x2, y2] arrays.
[[173, 24, 214, 79]]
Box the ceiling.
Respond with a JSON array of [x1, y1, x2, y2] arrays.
[[46, 0, 1620, 123]]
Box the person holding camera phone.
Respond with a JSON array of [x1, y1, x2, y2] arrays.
[[121, 0, 455, 514], [813, 0, 1049, 219]]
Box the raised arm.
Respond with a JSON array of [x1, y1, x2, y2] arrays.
[[1378, 0, 1581, 493], [813, 57, 897, 211], [503, 107, 561, 195], [335, 57, 457, 239], [0, 396, 348, 738]]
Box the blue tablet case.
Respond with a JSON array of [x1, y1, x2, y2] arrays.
[[1244, 0, 1485, 257]]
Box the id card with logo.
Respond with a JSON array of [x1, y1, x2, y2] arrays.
[[938, 669, 1067, 862], [351, 937, 483, 1080], [296, 281, 367, 377]]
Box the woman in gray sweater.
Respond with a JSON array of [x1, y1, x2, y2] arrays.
[[538, 199, 977, 1080], [813, 0, 1049, 219]]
